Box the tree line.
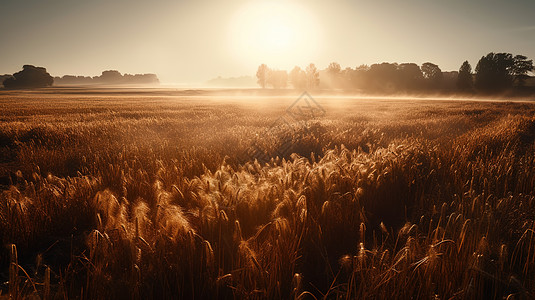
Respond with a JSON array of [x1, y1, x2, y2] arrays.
[[256, 52, 534, 94], [54, 70, 159, 85], [1, 66, 159, 89], [256, 63, 320, 90]]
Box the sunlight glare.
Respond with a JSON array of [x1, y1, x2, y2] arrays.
[[228, 1, 322, 69]]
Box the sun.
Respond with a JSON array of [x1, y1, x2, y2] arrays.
[[260, 17, 293, 52], [228, 1, 321, 69]]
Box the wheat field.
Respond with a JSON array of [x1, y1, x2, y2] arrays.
[[1, 88, 535, 299]]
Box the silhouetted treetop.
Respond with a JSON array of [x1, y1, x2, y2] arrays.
[[367, 63, 399, 92], [475, 52, 522, 92], [327, 62, 341, 75], [512, 55, 534, 87], [98, 70, 123, 83], [0, 75, 12, 87], [2, 65, 53, 89], [457, 61, 473, 91], [421, 62, 443, 89], [398, 63, 424, 91]]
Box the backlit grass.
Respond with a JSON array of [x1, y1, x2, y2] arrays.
[[1, 89, 535, 298]]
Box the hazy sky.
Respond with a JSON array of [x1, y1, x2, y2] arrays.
[[1, 0, 534, 84]]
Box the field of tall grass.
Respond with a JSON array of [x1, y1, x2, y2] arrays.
[[2, 88, 535, 298]]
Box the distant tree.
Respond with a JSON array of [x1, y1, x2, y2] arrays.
[[326, 62, 342, 88], [327, 62, 341, 76], [475, 52, 514, 92], [256, 64, 270, 89], [305, 63, 320, 89], [397, 63, 424, 91], [457, 61, 473, 91], [474, 54, 495, 91], [341, 67, 353, 75], [0, 74, 13, 87], [442, 71, 459, 91], [495, 53, 515, 87], [3, 65, 53, 89], [98, 70, 123, 83], [279, 70, 289, 89], [340, 67, 355, 89], [367, 63, 399, 92], [421, 62, 443, 89], [352, 65, 370, 89], [289, 66, 306, 90], [54, 72, 159, 85], [512, 55, 534, 87], [355, 64, 370, 72], [267, 70, 288, 89]]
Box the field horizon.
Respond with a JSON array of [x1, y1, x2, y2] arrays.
[[3, 85, 535, 100]]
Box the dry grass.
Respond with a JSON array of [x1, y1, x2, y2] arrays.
[[1, 88, 535, 298]]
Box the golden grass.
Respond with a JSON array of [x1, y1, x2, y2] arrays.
[[1, 90, 535, 298]]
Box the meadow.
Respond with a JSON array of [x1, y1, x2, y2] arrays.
[[1, 87, 535, 299]]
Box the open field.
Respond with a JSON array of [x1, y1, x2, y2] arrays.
[[2, 88, 535, 298]]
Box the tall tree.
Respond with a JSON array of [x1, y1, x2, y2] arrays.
[[457, 61, 473, 91], [305, 63, 320, 89], [352, 65, 370, 90], [495, 53, 515, 87], [474, 54, 495, 91], [327, 62, 341, 75], [267, 70, 288, 89], [340, 67, 355, 89], [289, 66, 306, 90], [475, 52, 514, 92], [367, 63, 399, 92], [398, 63, 424, 91], [326, 62, 342, 88], [421, 62, 443, 89], [256, 64, 270, 89], [512, 55, 534, 87]]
